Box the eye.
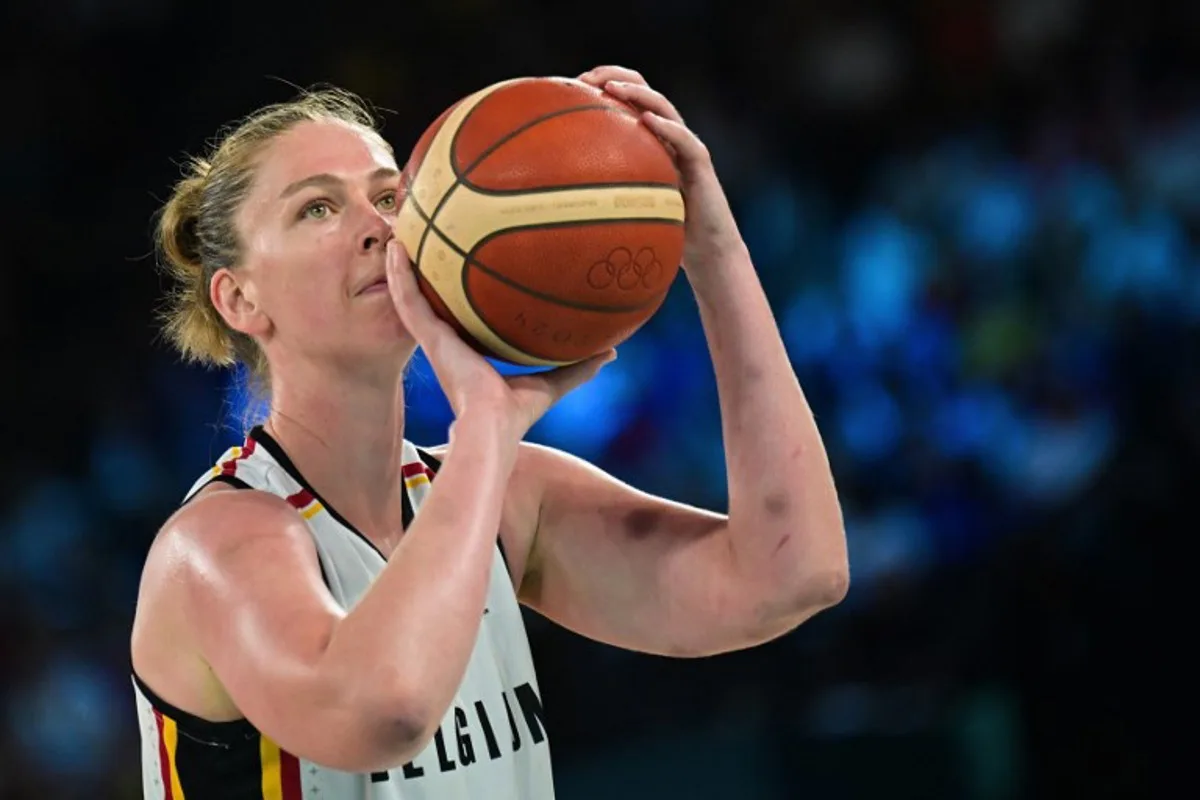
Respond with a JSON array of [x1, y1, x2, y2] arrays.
[[376, 191, 398, 213], [301, 200, 331, 220]]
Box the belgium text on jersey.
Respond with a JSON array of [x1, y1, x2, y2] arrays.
[[370, 681, 547, 784]]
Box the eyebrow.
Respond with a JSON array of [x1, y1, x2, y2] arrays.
[[278, 167, 401, 200]]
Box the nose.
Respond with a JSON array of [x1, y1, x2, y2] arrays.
[[359, 210, 393, 254]]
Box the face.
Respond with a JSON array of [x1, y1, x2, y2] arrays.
[[217, 119, 410, 378]]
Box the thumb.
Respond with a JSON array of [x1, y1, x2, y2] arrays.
[[511, 349, 617, 416], [537, 349, 617, 401]]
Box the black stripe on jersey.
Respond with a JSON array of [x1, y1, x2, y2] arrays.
[[401, 479, 415, 530], [249, 425, 387, 561], [414, 448, 510, 571], [134, 672, 266, 799], [414, 447, 443, 474], [182, 475, 253, 505], [133, 671, 258, 742]]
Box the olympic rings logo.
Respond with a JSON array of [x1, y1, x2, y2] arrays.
[[587, 247, 663, 291]]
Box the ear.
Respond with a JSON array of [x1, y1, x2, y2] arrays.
[[211, 268, 272, 338]]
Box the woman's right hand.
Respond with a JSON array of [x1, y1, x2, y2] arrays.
[[385, 240, 615, 440]]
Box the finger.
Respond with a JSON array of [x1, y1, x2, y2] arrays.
[[514, 349, 617, 409], [603, 80, 685, 125], [577, 65, 647, 89], [540, 349, 617, 399], [641, 111, 711, 167], [385, 241, 455, 349]]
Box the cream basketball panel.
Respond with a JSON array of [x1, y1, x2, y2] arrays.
[[402, 79, 519, 214], [394, 77, 516, 278]]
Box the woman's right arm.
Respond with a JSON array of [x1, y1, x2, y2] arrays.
[[154, 240, 611, 774], [169, 412, 519, 773]]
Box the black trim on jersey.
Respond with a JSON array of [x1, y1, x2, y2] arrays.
[[414, 447, 443, 474], [249, 425, 388, 562], [401, 479, 415, 531], [210, 474, 253, 491], [133, 670, 258, 743], [181, 474, 253, 506], [133, 671, 269, 798], [247, 427, 510, 572], [414, 447, 511, 572]]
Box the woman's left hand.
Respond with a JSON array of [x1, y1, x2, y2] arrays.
[[576, 65, 747, 279]]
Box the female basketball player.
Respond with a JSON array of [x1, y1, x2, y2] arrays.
[[130, 65, 848, 799]]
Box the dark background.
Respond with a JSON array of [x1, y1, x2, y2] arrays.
[[0, 0, 1184, 797]]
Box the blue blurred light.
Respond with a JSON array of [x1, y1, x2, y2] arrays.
[[530, 357, 637, 460], [782, 287, 841, 366], [9, 655, 121, 779], [954, 167, 1034, 263], [836, 379, 905, 463], [223, 363, 270, 434], [842, 207, 930, 351]]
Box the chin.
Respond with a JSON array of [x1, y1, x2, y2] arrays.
[[371, 321, 417, 357]]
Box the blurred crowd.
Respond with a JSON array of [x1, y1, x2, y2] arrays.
[[1, 0, 1185, 797]]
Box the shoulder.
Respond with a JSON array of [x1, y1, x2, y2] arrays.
[[135, 484, 325, 657], [149, 484, 318, 583]]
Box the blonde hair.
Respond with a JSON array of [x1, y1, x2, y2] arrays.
[[155, 87, 390, 386]]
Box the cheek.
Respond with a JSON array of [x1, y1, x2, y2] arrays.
[[262, 248, 348, 327]]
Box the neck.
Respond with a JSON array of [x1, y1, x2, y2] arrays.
[[263, 356, 409, 551]]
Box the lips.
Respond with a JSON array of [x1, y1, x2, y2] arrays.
[[356, 277, 388, 295]]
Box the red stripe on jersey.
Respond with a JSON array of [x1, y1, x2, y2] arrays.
[[153, 709, 174, 800], [285, 488, 315, 510], [219, 438, 257, 476], [281, 749, 303, 799], [402, 461, 435, 480]]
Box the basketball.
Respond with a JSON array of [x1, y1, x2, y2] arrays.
[[395, 77, 686, 367]]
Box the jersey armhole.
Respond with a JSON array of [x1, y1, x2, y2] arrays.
[[132, 670, 259, 744], [182, 474, 253, 506]]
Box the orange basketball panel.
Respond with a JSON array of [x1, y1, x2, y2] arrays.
[[463, 107, 680, 192], [469, 222, 684, 311], [464, 267, 669, 363], [451, 79, 622, 174], [417, 273, 493, 357]]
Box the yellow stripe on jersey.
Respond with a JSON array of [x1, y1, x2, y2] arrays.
[[300, 502, 323, 520], [161, 714, 186, 800], [260, 736, 283, 800], [404, 474, 431, 489], [209, 446, 245, 476]]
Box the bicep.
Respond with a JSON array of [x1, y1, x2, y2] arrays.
[[179, 493, 390, 770], [516, 445, 758, 657]]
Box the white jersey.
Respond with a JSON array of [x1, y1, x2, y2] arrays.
[[133, 425, 555, 800]]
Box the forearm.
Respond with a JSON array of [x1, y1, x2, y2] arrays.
[[689, 248, 847, 602], [323, 413, 517, 738]]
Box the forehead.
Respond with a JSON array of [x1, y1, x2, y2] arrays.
[[252, 119, 397, 197]]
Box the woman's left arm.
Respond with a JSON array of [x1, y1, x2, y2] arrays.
[[508, 66, 848, 658]]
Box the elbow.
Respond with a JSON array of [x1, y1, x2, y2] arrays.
[[750, 561, 849, 634], [317, 673, 440, 772], [359, 683, 445, 768], [776, 561, 850, 620], [800, 563, 850, 610], [333, 699, 432, 773], [372, 699, 437, 764]]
